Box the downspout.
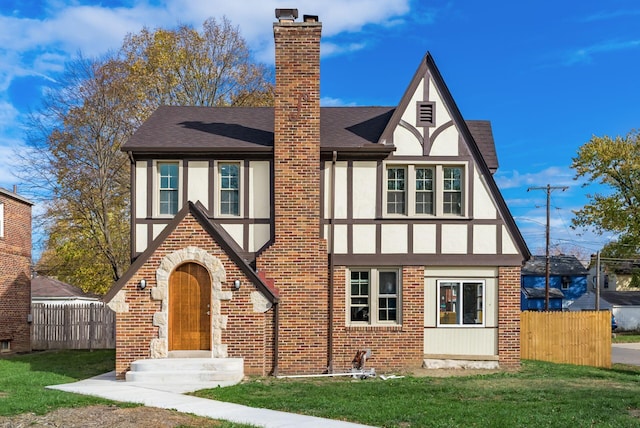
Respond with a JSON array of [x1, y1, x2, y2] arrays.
[[328, 150, 337, 373], [273, 300, 280, 377]]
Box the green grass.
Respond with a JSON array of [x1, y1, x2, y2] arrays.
[[194, 361, 640, 428], [613, 332, 640, 343], [0, 349, 116, 416]]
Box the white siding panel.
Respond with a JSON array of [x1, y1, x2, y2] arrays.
[[135, 223, 147, 253], [381, 224, 408, 254], [323, 224, 348, 254], [221, 224, 243, 247], [135, 161, 147, 219], [441, 224, 467, 254], [413, 224, 437, 253], [393, 126, 423, 156], [473, 169, 497, 219], [152, 223, 166, 240], [352, 224, 376, 254], [352, 162, 377, 219], [250, 161, 270, 218], [501, 225, 519, 254], [430, 79, 452, 128], [473, 224, 497, 254], [424, 328, 497, 356], [429, 125, 458, 156], [334, 162, 348, 219], [187, 161, 209, 208], [249, 224, 270, 252]]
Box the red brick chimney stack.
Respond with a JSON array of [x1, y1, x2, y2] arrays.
[[256, 9, 328, 375]]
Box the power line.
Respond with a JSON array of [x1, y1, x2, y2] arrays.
[[527, 184, 569, 310]]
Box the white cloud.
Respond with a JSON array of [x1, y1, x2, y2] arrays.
[[495, 166, 576, 190], [564, 39, 640, 66], [320, 97, 358, 107]]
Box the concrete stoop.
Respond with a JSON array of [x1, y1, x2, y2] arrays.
[[125, 358, 244, 392]]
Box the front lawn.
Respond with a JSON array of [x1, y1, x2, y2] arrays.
[[0, 350, 115, 416], [195, 361, 640, 427], [613, 332, 640, 343]]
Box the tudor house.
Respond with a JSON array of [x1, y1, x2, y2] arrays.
[[105, 9, 530, 378]]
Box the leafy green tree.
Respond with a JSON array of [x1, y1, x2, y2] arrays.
[[571, 129, 640, 279], [25, 17, 274, 293]]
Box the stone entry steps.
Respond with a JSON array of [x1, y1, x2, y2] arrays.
[[125, 358, 244, 392]]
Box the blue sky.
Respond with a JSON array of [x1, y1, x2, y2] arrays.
[[1, 0, 638, 259]]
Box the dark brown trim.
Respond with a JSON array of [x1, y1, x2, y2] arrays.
[[146, 160, 153, 217], [436, 223, 442, 254], [182, 160, 189, 209], [243, 160, 250, 250], [208, 160, 215, 216], [334, 253, 524, 267], [408, 223, 414, 255], [399, 119, 424, 146], [428, 120, 454, 151], [376, 160, 383, 219], [130, 160, 136, 260], [346, 160, 353, 221], [467, 163, 474, 219]]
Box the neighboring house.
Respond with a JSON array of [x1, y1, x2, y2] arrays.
[[31, 276, 101, 305], [0, 187, 33, 354], [588, 258, 640, 291], [521, 255, 588, 310], [570, 291, 640, 331], [105, 10, 530, 379]]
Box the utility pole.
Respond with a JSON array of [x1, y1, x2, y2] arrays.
[[528, 184, 568, 310]]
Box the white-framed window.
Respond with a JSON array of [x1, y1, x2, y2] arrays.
[[415, 167, 434, 214], [218, 162, 241, 216], [443, 166, 462, 215], [349, 268, 400, 325], [384, 163, 466, 217], [0, 339, 10, 353], [437, 280, 484, 326], [386, 167, 406, 214], [156, 161, 181, 216], [0, 202, 4, 238]]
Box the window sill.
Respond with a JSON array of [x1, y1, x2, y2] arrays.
[[346, 324, 403, 331]]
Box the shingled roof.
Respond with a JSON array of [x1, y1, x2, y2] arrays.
[[522, 255, 588, 276], [122, 105, 498, 170]]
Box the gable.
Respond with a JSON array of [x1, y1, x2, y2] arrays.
[[104, 201, 277, 304], [378, 53, 529, 260]]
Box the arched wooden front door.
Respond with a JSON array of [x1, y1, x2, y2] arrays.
[[169, 262, 211, 351]]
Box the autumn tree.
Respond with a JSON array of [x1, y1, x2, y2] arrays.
[[571, 129, 640, 263], [25, 17, 274, 293]]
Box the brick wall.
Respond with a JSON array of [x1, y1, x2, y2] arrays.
[[0, 193, 32, 353], [115, 214, 273, 378], [330, 266, 424, 372], [498, 266, 521, 368], [255, 19, 329, 375]]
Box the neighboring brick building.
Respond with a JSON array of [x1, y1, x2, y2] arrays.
[[105, 9, 530, 378], [0, 187, 33, 354]]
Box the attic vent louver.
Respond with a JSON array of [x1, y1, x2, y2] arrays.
[[416, 101, 435, 127]]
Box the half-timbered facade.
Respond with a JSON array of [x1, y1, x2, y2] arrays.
[[106, 9, 529, 378]]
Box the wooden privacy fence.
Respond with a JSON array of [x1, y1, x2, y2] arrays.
[[31, 303, 116, 350], [521, 310, 611, 368]]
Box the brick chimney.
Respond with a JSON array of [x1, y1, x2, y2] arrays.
[[256, 9, 328, 375]]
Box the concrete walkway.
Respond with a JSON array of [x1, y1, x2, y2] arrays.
[[612, 342, 640, 366], [48, 372, 375, 428]]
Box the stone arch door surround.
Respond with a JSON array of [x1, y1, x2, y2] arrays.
[[150, 246, 232, 358]]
